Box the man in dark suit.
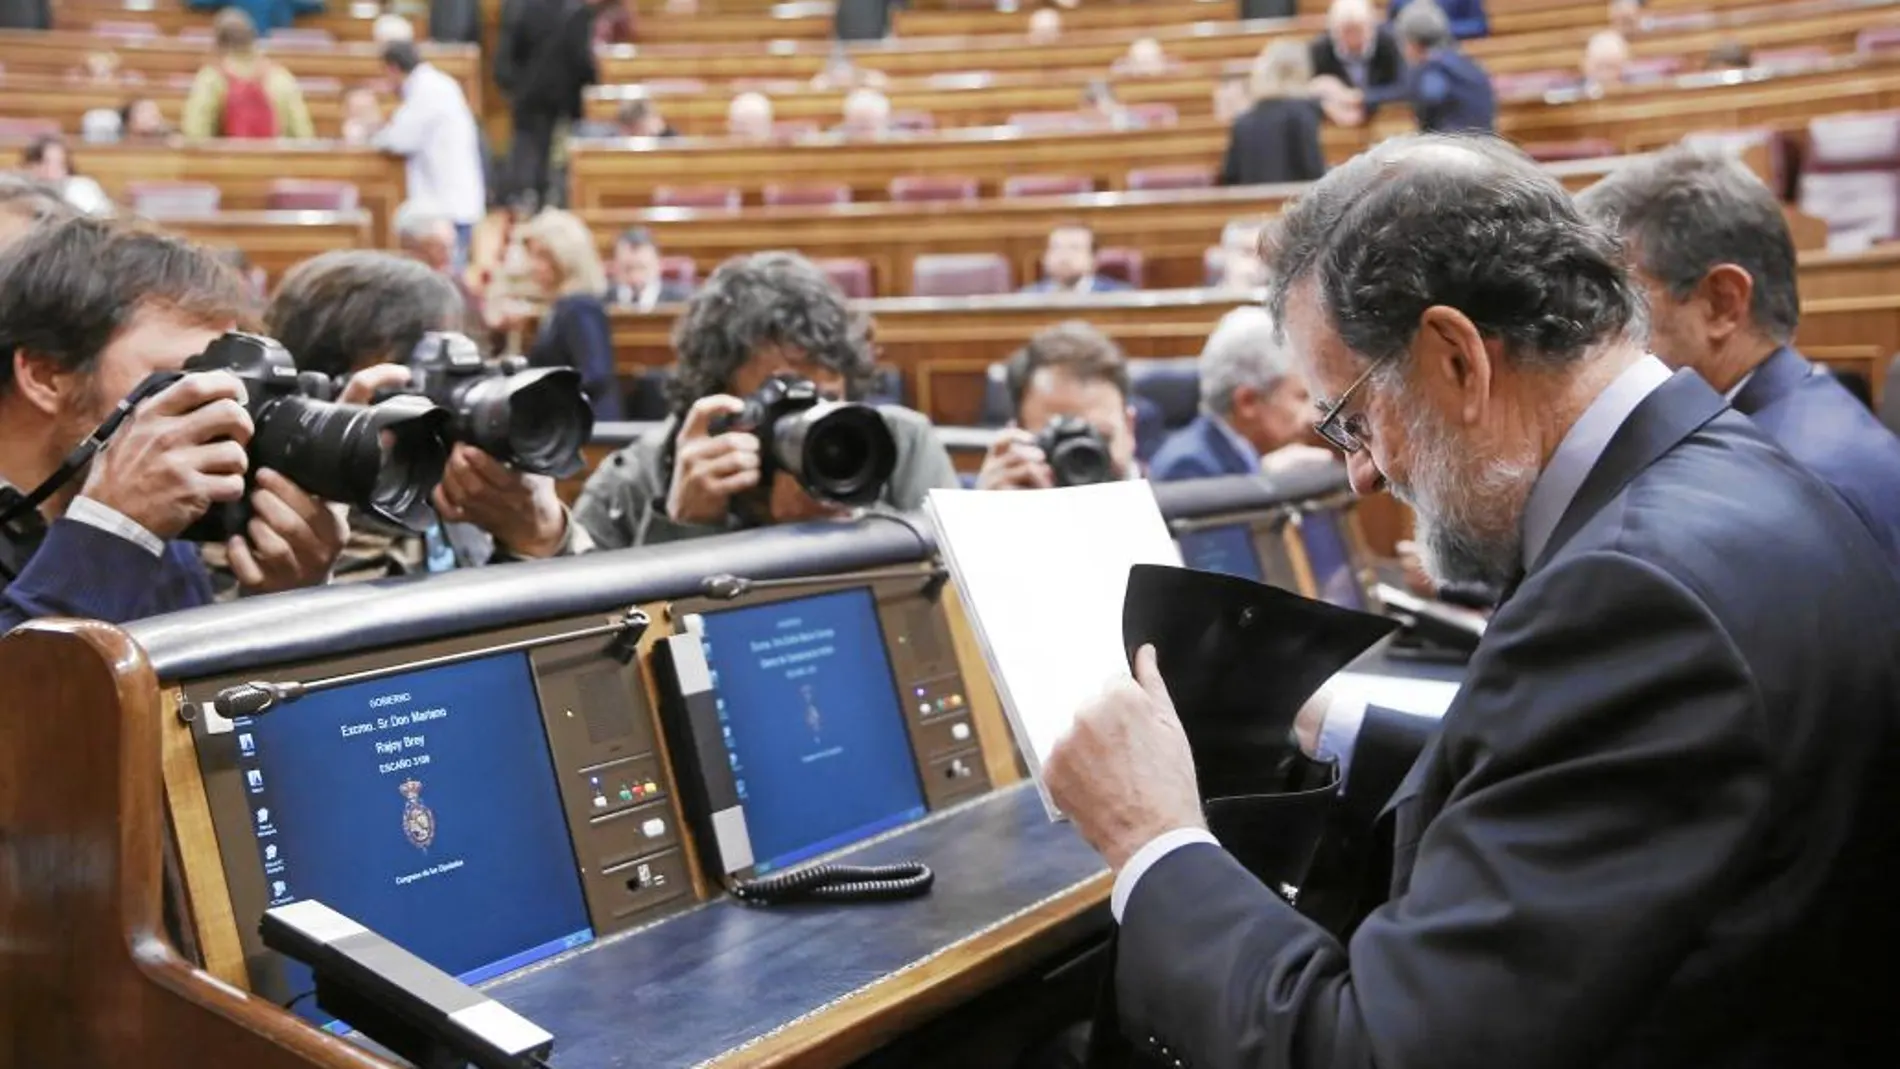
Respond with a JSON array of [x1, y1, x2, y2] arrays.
[[606, 227, 692, 312], [498, 0, 603, 204], [1367, 0, 1495, 133], [1150, 306, 1332, 481], [1043, 135, 1900, 1068], [1308, 0, 1404, 94], [1578, 146, 1900, 566], [1021, 223, 1134, 295]]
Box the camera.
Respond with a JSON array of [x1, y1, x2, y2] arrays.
[[398, 332, 595, 478], [1035, 416, 1116, 487], [710, 374, 896, 505], [178, 333, 452, 542]]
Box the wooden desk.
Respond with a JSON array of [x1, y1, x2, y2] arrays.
[[53, 0, 400, 42], [578, 154, 1771, 297], [0, 31, 481, 113], [41, 138, 408, 246], [160, 210, 375, 287]]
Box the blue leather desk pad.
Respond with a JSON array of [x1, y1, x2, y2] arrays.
[[483, 783, 1110, 1069]]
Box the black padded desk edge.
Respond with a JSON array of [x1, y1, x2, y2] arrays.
[[128, 466, 1348, 681], [479, 782, 1111, 1069]]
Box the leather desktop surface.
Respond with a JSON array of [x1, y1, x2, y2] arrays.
[[482, 783, 1108, 1069]]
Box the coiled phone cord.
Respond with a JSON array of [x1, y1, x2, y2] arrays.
[[729, 861, 935, 905]]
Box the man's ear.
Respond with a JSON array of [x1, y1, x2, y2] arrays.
[[1696, 264, 1755, 343], [8, 349, 73, 419], [1413, 305, 1493, 428]]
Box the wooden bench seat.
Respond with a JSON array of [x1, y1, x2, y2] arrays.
[[0, 31, 481, 112], [160, 209, 374, 286], [0, 74, 371, 140]]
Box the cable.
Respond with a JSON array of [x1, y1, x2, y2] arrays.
[[729, 861, 935, 906]]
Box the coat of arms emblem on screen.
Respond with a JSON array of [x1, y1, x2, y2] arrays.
[[400, 779, 436, 850]]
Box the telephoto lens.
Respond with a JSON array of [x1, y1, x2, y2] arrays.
[[1035, 416, 1116, 487], [406, 333, 595, 478], [712, 374, 897, 505], [177, 333, 452, 542]]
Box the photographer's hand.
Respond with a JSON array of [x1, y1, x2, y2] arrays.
[[434, 444, 569, 558], [225, 468, 347, 593], [973, 428, 1054, 491], [78, 371, 253, 540], [667, 395, 759, 525], [336, 362, 413, 406]]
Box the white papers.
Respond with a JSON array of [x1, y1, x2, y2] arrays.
[[926, 482, 1183, 819]]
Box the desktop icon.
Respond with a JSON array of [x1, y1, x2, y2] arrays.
[[265, 844, 278, 862], [237, 733, 255, 756], [255, 807, 270, 825], [271, 880, 288, 898], [245, 769, 265, 793]]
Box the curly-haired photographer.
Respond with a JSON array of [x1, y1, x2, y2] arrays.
[[573, 251, 958, 547], [0, 215, 344, 631]]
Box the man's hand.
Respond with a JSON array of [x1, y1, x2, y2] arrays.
[[226, 468, 347, 593], [974, 428, 1054, 491], [1045, 645, 1207, 871], [434, 444, 569, 557], [667, 395, 759, 525], [78, 371, 253, 539], [1260, 443, 1341, 475], [336, 362, 413, 406]]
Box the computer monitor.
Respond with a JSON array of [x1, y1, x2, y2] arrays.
[[217, 650, 594, 1025], [1297, 507, 1369, 611], [694, 587, 931, 875], [1176, 522, 1265, 583]]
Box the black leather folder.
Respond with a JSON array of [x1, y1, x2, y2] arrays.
[[1120, 563, 1397, 890]]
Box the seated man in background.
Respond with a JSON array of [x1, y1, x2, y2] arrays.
[[837, 88, 893, 138], [119, 97, 173, 140], [1149, 306, 1333, 480], [265, 249, 589, 571], [1308, 0, 1404, 100], [976, 320, 1142, 489], [573, 251, 958, 547], [727, 92, 775, 141], [393, 201, 484, 331], [1578, 146, 1900, 564], [0, 215, 343, 631], [1580, 29, 1631, 90], [607, 226, 691, 311], [1021, 222, 1133, 294]]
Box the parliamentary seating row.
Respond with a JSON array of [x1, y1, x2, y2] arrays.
[[0, 31, 481, 113], [595, 0, 1893, 82], [162, 210, 374, 286], [0, 75, 380, 140], [570, 52, 1900, 210], [53, 0, 404, 43], [588, 1, 1895, 139]]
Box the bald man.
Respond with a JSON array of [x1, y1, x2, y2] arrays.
[[726, 92, 775, 141]]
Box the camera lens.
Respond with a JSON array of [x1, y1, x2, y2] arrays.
[[454, 367, 594, 478], [249, 394, 449, 532], [1039, 418, 1116, 487], [772, 402, 896, 505]]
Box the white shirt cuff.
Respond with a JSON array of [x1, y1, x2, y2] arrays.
[[1111, 827, 1220, 923], [1315, 686, 1370, 785], [66, 497, 163, 557]]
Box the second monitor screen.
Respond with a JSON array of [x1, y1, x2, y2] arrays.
[[1177, 523, 1266, 584], [1301, 510, 1366, 611], [696, 587, 928, 874]]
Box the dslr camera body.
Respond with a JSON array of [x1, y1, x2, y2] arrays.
[[401, 333, 595, 478], [1035, 416, 1117, 486], [710, 374, 897, 506], [180, 333, 451, 543]]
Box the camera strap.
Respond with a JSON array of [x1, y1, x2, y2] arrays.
[[0, 370, 186, 535]]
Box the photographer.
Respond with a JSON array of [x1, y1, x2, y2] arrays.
[[0, 216, 344, 631], [975, 320, 1141, 490], [573, 251, 958, 548], [265, 249, 590, 571]]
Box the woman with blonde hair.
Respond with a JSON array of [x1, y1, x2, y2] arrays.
[[1218, 39, 1327, 185], [521, 208, 622, 420]]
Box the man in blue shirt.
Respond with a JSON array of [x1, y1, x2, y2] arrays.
[[0, 216, 345, 632], [1578, 145, 1900, 566], [1368, 0, 1495, 133]]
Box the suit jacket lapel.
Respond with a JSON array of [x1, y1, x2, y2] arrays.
[[1729, 346, 1813, 417], [1202, 417, 1250, 475], [1529, 370, 1729, 577]]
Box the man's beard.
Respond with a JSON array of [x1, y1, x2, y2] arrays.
[[1387, 402, 1539, 590]]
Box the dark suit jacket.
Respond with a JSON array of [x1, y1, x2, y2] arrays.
[[1114, 370, 1900, 1068], [1149, 414, 1256, 481], [528, 292, 623, 420], [1731, 346, 1900, 567], [500, 0, 599, 117], [1218, 98, 1327, 187], [1366, 47, 1495, 133], [1306, 29, 1404, 91]]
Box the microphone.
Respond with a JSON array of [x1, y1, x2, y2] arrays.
[[699, 565, 948, 602], [702, 574, 751, 600], [213, 680, 306, 720]]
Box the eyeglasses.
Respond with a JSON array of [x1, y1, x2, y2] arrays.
[[1313, 359, 1384, 454]]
